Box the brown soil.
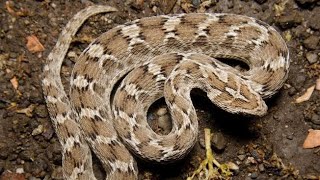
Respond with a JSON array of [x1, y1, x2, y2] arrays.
[[0, 0, 319, 179]]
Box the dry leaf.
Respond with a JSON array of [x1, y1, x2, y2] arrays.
[[16, 104, 36, 117], [295, 85, 315, 103], [26, 35, 45, 53], [10, 76, 18, 90], [303, 129, 320, 149], [316, 78, 320, 91]]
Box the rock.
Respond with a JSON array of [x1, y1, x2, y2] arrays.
[[292, 73, 306, 89], [226, 162, 239, 171], [192, 0, 201, 7], [238, 154, 246, 161], [157, 115, 171, 134], [311, 113, 320, 125], [32, 125, 43, 136], [276, 11, 303, 29], [306, 52, 318, 64], [34, 105, 48, 118], [156, 107, 168, 116], [250, 172, 259, 179], [286, 134, 294, 140], [19, 150, 35, 161], [211, 132, 227, 151], [303, 35, 320, 50], [288, 87, 297, 96], [309, 8, 320, 30], [16, 168, 24, 174], [258, 164, 265, 172]]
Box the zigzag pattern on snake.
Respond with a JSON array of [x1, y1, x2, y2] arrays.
[[42, 5, 289, 180]]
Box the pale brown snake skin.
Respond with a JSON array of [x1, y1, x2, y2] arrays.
[[42, 5, 289, 180]]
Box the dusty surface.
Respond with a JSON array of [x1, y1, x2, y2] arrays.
[[0, 0, 320, 179]]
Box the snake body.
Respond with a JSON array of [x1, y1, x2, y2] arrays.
[[42, 5, 289, 180]]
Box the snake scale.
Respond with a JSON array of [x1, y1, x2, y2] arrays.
[[42, 5, 289, 180]]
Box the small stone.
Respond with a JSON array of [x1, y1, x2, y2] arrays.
[[19, 150, 35, 161], [311, 114, 320, 125], [258, 164, 265, 172], [192, 0, 200, 7], [286, 134, 294, 140], [32, 125, 43, 136], [34, 105, 48, 118], [238, 154, 246, 161], [16, 168, 24, 174], [303, 35, 320, 50], [309, 8, 320, 30], [287, 87, 297, 96], [306, 52, 318, 64], [157, 115, 171, 134], [156, 107, 168, 116], [276, 11, 303, 29], [250, 172, 259, 179], [67, 51, 77, 58], [211, 132, 227, 151], [226, 162, 239, 171], [245, 157, 256, 165]]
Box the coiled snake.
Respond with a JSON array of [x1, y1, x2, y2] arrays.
[[42, 5, 289, 180]]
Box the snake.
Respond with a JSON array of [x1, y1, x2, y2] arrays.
[[42, 5, 289, 180]]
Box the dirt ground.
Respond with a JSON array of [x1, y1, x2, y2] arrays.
[[0, 0, 320, 179]]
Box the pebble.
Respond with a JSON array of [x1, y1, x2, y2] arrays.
[[157, 115, 171, 134], [34, 105, 48, 118], [287, 87, 297, 96], [306, 52, 318, 64], [276, 11, 303, 29], [293, 73, 306, 89], [226, 162, 239, 171], [309, 8, 320, 30], [303, 35, 320, 50], [258, 164, 265, 172], [286, 134, 294, 140], [156, 107, 168, 116], [245, 157, 256, 165], [250, 172, 259, 179], [192, 0, 201, 7], [311, 113, 320, 125], [32, 125, 44, 136], [237, 154, 246, 161], [19, 150, 35, 161], [211, 132, 227, 151], [16, 168, 24, 174]]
